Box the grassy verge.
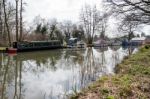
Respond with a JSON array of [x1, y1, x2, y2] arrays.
[[71, 45, 150, 99]]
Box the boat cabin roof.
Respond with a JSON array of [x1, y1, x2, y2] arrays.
[[31, 40, 60, 43], [131, 37, 146, 41], [69, 38, 78, 41]]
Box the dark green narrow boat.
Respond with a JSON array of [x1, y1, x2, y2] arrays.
[[13, 40, 62, 52]]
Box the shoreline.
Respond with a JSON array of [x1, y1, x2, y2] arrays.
[[71, 45, 150, 99]]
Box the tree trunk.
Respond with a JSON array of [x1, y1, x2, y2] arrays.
[[0, 1, 3, 39], [16, 0, 19, 42], [19, 0, 23, 41], [3, 0, 11, 47]]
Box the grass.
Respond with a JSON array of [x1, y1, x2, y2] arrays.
[[0, 47, 7, 51], [71, 45, 150, 99]]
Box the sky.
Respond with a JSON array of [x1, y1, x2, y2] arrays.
[[17, 0, 149, 36], [24, 0, 103, 23], [23, 0, 123, 37]]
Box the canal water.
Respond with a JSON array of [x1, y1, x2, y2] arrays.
[[0, 46, 137, 99]]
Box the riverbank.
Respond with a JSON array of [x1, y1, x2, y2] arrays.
[[0, 47, 7, 52], [71, 45, 150, 99]]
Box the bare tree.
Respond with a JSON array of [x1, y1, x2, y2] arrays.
[[0, 0, 2, 37], [99, 14, 109, 39], [2, 0, 11, 46], [103, 0, 150, 40], [15, 0, 19, 41], [48, 19, 58, 39], [19, 0, 23, 41], [119, 14, 139, 41], [105, 0, 150, 24], [60, 20, 73, 42], [80, 5, 102, 44]]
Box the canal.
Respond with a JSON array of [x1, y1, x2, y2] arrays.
[[0, 46, 137, 99]]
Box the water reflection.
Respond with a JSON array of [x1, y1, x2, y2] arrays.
[[0, 47, 137, 99]]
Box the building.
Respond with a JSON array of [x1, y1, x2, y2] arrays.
[[130, 37, 146, 46], [145, 36, 150, 44]]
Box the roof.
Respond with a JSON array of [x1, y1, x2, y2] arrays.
[[77, 40, 85, 44], [131, 37, 146, 41], [69, 38, 78, 41]]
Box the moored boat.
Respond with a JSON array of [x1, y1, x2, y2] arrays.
[[6, 48, 17, 54], [13, 40, 62, 52]]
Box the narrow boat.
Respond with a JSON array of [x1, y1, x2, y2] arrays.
[[13, 40, 62, 52], [7, 48, 17, 54]]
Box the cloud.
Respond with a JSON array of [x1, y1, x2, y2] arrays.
[[24, 0, 102, 22]]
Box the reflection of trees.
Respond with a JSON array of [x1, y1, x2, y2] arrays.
[[0, 47, 133, 98], [100, 49, 106, 74], [111, 47, 120, 69], [0, 50, 64, 99], [78, 48, 107, 88], [16, 50, 63, 72], [78, 47, 124, 89], [62, 49, 85, 69], [0, 55, 23, 99], [122, 46, 137, 55], [80, 48, 95, 87], [13, 56, 22, 99], [110, 46, 121, 52], [1, 56, 10, 99]]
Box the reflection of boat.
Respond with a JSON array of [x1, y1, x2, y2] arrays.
[[0, 53, 4, 66], [16, 50, 62, 61], [109, 46, 121, 51], [93, 40, 108, 47], [13, 40, 62, 52], [94, 46, 108, 52], [109, 42, 122, 46], [122, 46, 138, 54]]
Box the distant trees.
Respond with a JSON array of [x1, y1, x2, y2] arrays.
[[72, 24, 85, 41], [34, 23, 48, 40], [80, 4, 109, 44], [99, 14, 109, 40], [141, 32, 146, 37], [48, 19, 58, 40], [80, 5, 101, 44], [119, 14, 140, 40], [60, 20, 73, 42], [60, 20, 85, 42], [31, 16, 86, 43]]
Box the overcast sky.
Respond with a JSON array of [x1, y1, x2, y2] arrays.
[[24, 0, 102, 22], [22, 0, 150, 36]]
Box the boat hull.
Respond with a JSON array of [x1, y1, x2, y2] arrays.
[[13, 41, 62, 52]]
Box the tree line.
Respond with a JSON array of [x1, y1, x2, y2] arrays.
[[0, 0, 149, 47], [0, 0, 24, 46]]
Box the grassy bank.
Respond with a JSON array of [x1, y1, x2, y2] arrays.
[[71, 45, 150, 99]]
